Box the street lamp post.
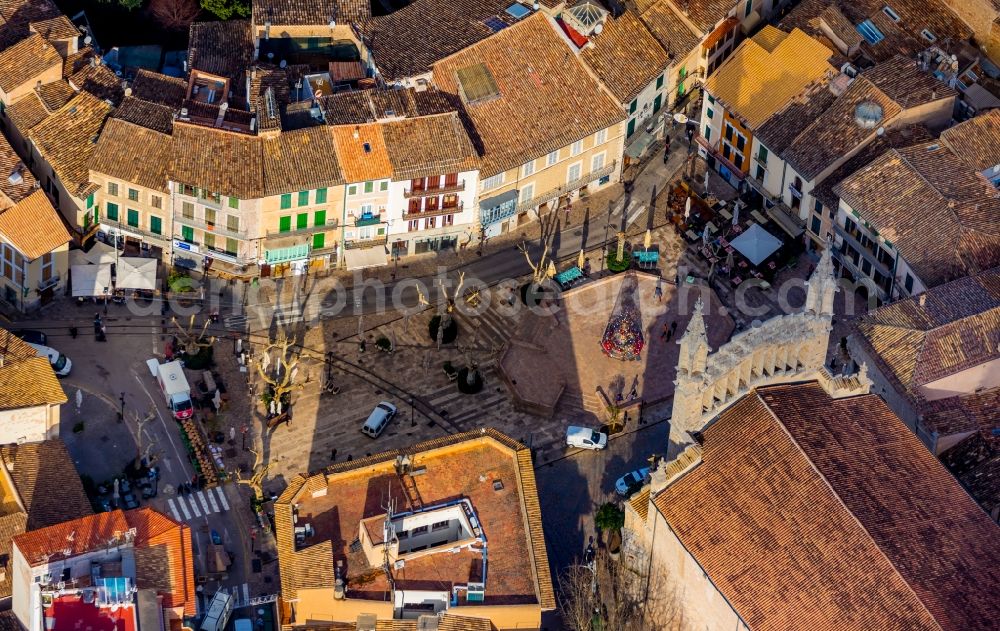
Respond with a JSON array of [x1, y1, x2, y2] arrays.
[[119, 392, 125, 422]]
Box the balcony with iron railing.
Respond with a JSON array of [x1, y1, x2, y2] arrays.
[[37, 275, 61, 291], [834, 223, 894, 274], [174, 213, 249, 240], [403, 181, 465, 198], [515, 161, 617, 214], [403, 203, 463, 219], [265, 220, 340, 240], [344, 236, 388, 250]]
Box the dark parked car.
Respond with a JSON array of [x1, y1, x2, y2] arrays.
[[10, 329, 46, 345]]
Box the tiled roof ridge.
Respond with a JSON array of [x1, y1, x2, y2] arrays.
[[754, 385, 950, 629], [514, 448, 555, 609]]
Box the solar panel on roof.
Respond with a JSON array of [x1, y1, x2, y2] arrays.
[[483, 17, 508, 32], [505, 3, 530, 19]]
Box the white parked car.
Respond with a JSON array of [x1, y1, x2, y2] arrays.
[[27, 342, 71, 377], [362, 402, 398, 438], [615, 467, 651, 497], [566, 425, 608, 450]]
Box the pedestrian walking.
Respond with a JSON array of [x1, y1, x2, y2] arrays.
[[654, 281, 663, 302], [670, 321, 678, 334]]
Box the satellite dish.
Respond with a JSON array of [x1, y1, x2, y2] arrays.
[[329, 19, 336, 28], [267, 52, 274, 59], [279, 59, 287, 68], [84, 35, 91, 44], [876, 126, 885, 136], [594, 22, 603, 34], [124, 87, 132, 97]]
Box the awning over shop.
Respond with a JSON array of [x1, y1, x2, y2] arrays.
[[766, 204, 805, 238], [343, 246, 387, 270], [71, 263, 112, 297], [730, 222, 782, 266], [116, 257, 158, 290], [69, 241, 117, 267]]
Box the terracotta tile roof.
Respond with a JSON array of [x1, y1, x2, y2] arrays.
[[0, 354, 66, 408], [835, 142, 1000, 285], [275, 429, 554, 610], [62, 45, 95, 77], [262, 126, 345, 196], [940, 109, 1000, 172], [654, 382, 1000, 631], [0, 32, 60, 93], [0, 440, 90, 600], [30, 91, 112, 198], [812, 124, 933, 210], [637, 0, 703, 57], [91, 118, 173, 192], [781, 77, 902, 180], [113, 96, 176, 134], [126, 507, 196, 616], [68, 61, 124, 105], [381, 112, 479, 180], [579, 11, 668, 104], [0, 329, 38, 361], [187, 19, 253, 82], [253, 0, 369, 25], [851, 267, 1000, 400], [676, 0, 742, 32], [703, 27, 834, 129], [0, 189, 71, 259], [754, 84, 838, 156], [170, 122, 264, 198], [0, 130, 36, 204], [1, 440, 90, 529], [282, 613, 492, 631], [433, 13, 625, 177], [749, 22, 788, 51], [919, 387, 1000, 438], [35, 79, 75, 111], [0, 611, 20, 630], [862, 55, 957, 109], [939, 431, 1000, 519], [320, 90, 377, 125], [5, 91, 49, 134], [14, 510, 131, 566], [366, 0, 526, 81], [129, 69, 187, 108], [29, 15, 77, 40], [330, 123, 393, 183], [0, 0, 61, 48], [249, 64, 291, 133]]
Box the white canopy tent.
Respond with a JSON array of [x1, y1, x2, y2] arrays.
[[69, 241, 117, 267], [116, 257, 158, 291], [71, 264, 112, 297], [730, 222, 782, 266]]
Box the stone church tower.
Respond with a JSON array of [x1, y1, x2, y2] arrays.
[[668, 244, 845, 450]]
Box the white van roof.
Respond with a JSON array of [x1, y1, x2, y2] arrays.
[[158, 361, 190, 396]]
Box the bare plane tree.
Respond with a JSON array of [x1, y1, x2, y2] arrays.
[[255, 336, 303, 407], [559, 549, 686, 631]]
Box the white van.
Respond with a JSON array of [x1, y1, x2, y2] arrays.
[[362, 402, 397, 438], [27, 343, 71, 377], [566, 426, 608, 450]]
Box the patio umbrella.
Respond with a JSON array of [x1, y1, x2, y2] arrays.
[[732, 202, 740, 226], [644, 229, 652, 250], [547, 261, 557, 278], [684, 196, 691, 219], [577, 249, 586, 269], [702, 225, 710, 245], [704, 170, 710, 195]]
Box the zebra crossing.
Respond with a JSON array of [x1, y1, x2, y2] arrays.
[[166, 486, 230, 523]]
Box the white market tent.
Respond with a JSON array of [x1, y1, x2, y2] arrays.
[[116, 257, 158, 290], [69, 241, 117, 267], [729, 222, 782, 266], [71, 263, 112, 297]]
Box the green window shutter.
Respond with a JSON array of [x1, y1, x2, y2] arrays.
[[312, 233, 325, 249], [84, 212, 92, 229], [225, 238, 238, 255], [150, 216, 162, 235], [677, 82, 685, 96], [314, 210, 326, 226], [656, 74, 664, 89], [348, 185, 357, 195], [279, 216, 291, 232], [296, 213, 308, 229], [758, 145, 768, 162], [127, 209, 139, 227], [364, 181, 374, 193], [181, 225, 194, 242], [316, 188, 327, 203], [298, 190, 309, 206], [629, 99, 637, 114], [107, 202, 118, 221], [679, 66, 687, 79], [229, 197, 239, 209], [379, 181, 388, 191], [704, 127, 711, 141], [707, 107, 714, 119], [86, 193, 95, 208], [94, 204, 100, 222], [280, 194, 292, 209]]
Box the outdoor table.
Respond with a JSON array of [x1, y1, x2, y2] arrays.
[[719, 208, 733, 220], [685, 230, 699, 241], [706, 221, 719, 233], [751, 210, 768, 224]]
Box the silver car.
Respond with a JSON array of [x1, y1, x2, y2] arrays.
[[362, 402, 397, 438]]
